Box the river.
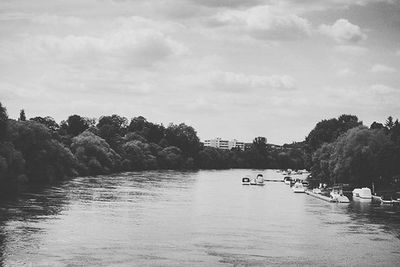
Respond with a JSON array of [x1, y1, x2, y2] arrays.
[[1, 169, 400, 266]]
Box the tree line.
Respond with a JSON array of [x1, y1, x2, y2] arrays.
[[305, 114, 400, 190], [2, 102, 398, 190], [0, 102, 305, 184]]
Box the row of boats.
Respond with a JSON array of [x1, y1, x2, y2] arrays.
[[280, 169, 400, 205], [242, 170, 400, 205], [242, 174, 264, 186]]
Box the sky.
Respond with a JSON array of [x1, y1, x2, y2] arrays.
[[0, 0, 399, 145]]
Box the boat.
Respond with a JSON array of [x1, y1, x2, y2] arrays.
[[293, 182, 305, 193], [255, 174, 264, 186], [330, 187, 350, 203], [312, 188, 322, 194], [283, 176, 292, 185], [372, 194, 400, 205], [352, 187, 372, 201], [242, 177, 250, 185]]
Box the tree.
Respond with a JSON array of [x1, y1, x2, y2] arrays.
[[121, 140, 158, 170], [306, 118, 339, 152], [158, 146, 184, 169], [8, 120, 77, 182], [385, 116, 394, 130], [19, 109, 26, 121], [63, 115, 90, 136], [98, 115, 128, 136], [165, 123, 200, 157], [96, 114, 128, 152], [0, 142, 26, 182], [253, 137, 267, 151], [330, 126, 392, 187], [311, 143, 335, 185], [306, 114, 362, 153], [370, 121, 384, 130], [128, 116, 148, 133], [30, 116, 60, 132], [127, 116, 165, 143], [71, 131, 121, 175], [337, 114, 361, 134], [0, 102, 8, 141]]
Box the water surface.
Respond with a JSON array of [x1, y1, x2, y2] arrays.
[[1, 169, 400, 266]]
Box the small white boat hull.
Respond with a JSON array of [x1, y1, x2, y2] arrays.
[[330, 193, 350, 203], [352, 188, 372, 201], [293, 182, 305, 193]]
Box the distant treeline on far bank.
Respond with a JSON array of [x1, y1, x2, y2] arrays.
[[1, 102, 399, 190]]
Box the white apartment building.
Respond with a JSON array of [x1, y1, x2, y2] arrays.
[[204, 138, 245, 150]]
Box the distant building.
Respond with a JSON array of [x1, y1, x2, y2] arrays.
[[204, 138, 245, 150], [268, 144, 283, 150]]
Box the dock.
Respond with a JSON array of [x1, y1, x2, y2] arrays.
[[305, 190, 335, 202]]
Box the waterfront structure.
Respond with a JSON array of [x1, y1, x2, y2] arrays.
[[204, 138, 245, 150]]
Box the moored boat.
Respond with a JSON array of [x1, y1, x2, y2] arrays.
[[283, 176, 292, 185], [372, 194, 400, 205], [330, 187, 350, 203], [242, 177, 250, 185], [293, 182, 305, 193], [352, 187, 372, 201], [255, 174, 264, 186]]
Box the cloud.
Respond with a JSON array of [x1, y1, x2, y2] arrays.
[[211, 71, 296, 92], [210, 5, 311, 40], [337, 67, 354, 76], [370, 64, 396, 73], [319, 19, 367, 44], [188, 0, 263, 8], [19, 26, 188, 68], [0, 12, 84, 26], [369, 84, 397, 95], [334, 45, 368, 55]]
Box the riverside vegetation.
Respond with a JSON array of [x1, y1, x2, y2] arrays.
[[1, 102, 399, 192]]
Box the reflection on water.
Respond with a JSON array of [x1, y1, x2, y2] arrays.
[[1, 169, 400, 266]]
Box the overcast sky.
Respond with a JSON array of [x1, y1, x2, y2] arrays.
[[0, 0, 399, 144]]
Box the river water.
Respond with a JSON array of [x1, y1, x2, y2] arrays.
[[1, 169, 400, 266]]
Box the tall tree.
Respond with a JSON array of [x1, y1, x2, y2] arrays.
[[385, 116, 394, 130], [165, 123, 200, 157], [330, 126, 392, 187], [19, 109, 26, 121], [64, 115, 90, 136], [0, 102, 8, 140], [98, 115, 128, 136], [30, 116, 59, 132]]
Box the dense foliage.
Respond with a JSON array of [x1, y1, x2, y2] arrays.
[[0, 102, 306, 184], [1, 101, 398, 191], [307, 115, 400, 190]]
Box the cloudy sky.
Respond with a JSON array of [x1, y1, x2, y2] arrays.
[[0, 0, 399, 144]]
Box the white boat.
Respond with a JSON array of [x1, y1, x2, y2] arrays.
[[330, 187, 350, 203], [255, 174, 264, 186], [293, 182, 305, 193], [242, 177, 250, 185], [372, 194, 400, 205], [312, 188, 322, 194], [352, 187, 372, 201], [283, 176, 292, 185]]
